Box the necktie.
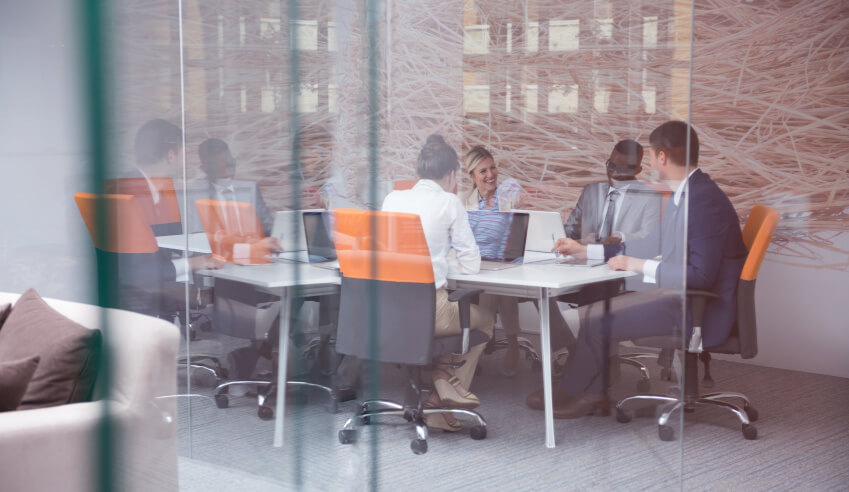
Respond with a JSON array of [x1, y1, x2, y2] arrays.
[[599, 189, 620, 241]]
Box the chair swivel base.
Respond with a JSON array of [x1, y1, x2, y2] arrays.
[[178, 355, 228, 384], [483, 336, 542, 372], [213, 378, 342, 419], [338, 398, 487, 455], [615, 391, 759, 441], [616, 353, 660, 392]]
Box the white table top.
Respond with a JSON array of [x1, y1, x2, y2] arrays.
[[447, 261, 634, 293], [198, 261, 340, 289], [156, 232, 212, 254]]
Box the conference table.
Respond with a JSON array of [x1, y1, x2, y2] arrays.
[[447, 262, 634, 448], [157, 234, 633, 448]]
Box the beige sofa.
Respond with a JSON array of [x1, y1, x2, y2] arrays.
[[0, 292, 179, 492]]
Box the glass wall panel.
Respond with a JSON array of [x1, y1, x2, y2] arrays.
[[11, 0, 849, 491]]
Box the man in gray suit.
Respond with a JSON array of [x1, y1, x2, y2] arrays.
[[563, 139, 661, 245], [184, 138, 274, 236], [547, 140, 662, 353]]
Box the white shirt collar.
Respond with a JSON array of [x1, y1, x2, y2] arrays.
[[414, 179, 442, 191], [135, 166, 160, 204], [673, 168, 700, 206]]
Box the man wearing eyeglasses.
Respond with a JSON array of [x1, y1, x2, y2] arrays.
[[563, 139, 662, 246]]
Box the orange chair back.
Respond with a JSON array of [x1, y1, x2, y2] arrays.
[[392, 180, 417, 191], [195, 199, 269, 264], [332, 209, 433, 284], [104, 177, 181, 226], [740, 205, 779, 281], [74, 192, 159, 254]]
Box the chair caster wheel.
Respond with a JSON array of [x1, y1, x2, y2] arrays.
[[214, 394, 229, 409], [744, 405, 759, 422], [636, 379, 650, 393], [470, 425, 487, 440], [658, 425, 675, 441], [616, 409, 632, 423], [742, 424, 758, 440], [411, 439, 428, 454], [258, 406, 274, 420], [339, 429, 357, 445]]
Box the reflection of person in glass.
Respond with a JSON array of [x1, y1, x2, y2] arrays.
[[117, 119, 221, 316], [197, 138, 274, 236], [382, 135, 496, 432], [195, 138, 279, 262], [529, 121, 747, 418], [463, 146, 526, 376]]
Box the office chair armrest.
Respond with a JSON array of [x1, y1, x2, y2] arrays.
[[448, 288, 484, 354]]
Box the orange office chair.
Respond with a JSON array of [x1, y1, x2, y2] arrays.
[[392, 179, 417, 191], [333, 209, 489, 455], [104, 177, 182, 236], [74, 192, 227, 382], [615, 205, 780, 441]]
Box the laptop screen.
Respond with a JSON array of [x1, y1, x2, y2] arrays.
[[302, 211, 337, 261], [466, 211, 529, 263]]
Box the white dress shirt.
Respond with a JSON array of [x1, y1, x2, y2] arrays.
[[640, 168, 699, 284], [382, 179, 481, 289]]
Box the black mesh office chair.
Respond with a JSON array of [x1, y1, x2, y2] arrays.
[[333, 209, 489, 455]]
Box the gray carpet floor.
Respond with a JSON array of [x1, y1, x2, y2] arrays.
[[176, 344, 849, 491]]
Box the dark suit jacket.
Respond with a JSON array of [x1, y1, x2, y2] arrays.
[[604, 169, 747, 348]]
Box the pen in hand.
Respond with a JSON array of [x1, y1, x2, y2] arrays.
[[552, 233, 560, 258]]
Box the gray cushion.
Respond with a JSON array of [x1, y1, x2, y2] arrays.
[[0, 289, 101, 409], [0, 355, 40, 411]]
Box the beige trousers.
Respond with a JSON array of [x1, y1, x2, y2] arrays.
[[433, 289, 496, 391]]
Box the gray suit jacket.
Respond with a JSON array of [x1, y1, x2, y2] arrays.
[[563, 181, 662, 244]]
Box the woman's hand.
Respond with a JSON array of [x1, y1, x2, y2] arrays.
[[553, 237, 586, 256]]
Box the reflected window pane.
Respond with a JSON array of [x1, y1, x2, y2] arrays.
[[464, 24, 490, 54], [525, 22, 539, 52], [549, 84, 579, 113], [291, 20, 318, 50], [549, 19, 579, 51]]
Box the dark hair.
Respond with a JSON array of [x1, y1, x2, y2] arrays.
[[416, 134, 459, 180], [612, 139, 643, 168], [134, 119, 182, 166], [198, 138, 229, 171], [649, 121, 699, 167]]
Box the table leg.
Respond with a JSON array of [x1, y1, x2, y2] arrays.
[[273, 287, 292, 447], [538, 287, 555, 448]]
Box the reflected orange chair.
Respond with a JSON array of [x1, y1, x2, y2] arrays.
[[74, 192, 229, 383], [615, 205, 780, 441], [104, 177, 182, 236], [392, 179, 417, 191], [195, 199, 271, 265], [333, 209, 489, 454], [74, 192, 160, 254]]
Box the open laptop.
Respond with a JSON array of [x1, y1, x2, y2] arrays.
[[270, 209, 322, 253], [466, 211, 530, 271], [276, 211, 339, 269], [517, 210, 566, 264]]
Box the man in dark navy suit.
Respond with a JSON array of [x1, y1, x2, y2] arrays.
[[527, 121, 747, 418]]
